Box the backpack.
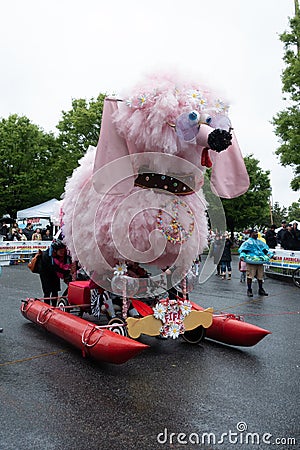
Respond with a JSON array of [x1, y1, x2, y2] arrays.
[[28, 250, 43, 274]]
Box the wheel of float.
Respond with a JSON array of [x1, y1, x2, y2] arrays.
[[292, 268, 300, 288], [182, 326, 205, 344], [57, 297, 69, 312], [108, 317, 128, 337], [77, 308, 84, 317]]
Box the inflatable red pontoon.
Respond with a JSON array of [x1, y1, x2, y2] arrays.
[[21, 298, 149, 365], [189, 302, 271, 347]]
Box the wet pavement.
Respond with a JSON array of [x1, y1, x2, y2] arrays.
[[0, 256, 299, 450]]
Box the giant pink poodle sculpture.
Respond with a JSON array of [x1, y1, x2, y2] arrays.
[[61, 74, 249, 291]]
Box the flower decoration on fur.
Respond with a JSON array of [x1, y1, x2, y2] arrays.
[[198, 96, 208, 110], [213, 98, 229, 113], [188, 89, 202, 103], [138, 94, 148, 107], [125, 90, 157, 110], [125, 98, 133, 107], [113, 263, 127, 276]]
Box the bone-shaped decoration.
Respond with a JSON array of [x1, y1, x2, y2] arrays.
[[183, 308, 213, 330], [126, 315, 162, 339], [126, 308, 213, 339]]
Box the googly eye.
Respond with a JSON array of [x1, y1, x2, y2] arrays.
[[209, 114, 232, 131], [199, 113, 212, 125], [188, 110, 200, 123], [175, 112, 200, 142]]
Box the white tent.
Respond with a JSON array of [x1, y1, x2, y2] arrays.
[[275, 220, 300, 233], [290, 220, 300, 227], [17, 199, 61, 224]]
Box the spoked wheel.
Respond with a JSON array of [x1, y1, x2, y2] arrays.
[[108, 317, 128, 337], [292, 268, 300, 288], [57, 297, 69, 312], [182, 326, 206, 344]]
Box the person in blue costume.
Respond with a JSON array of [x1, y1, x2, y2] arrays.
[[238, 229, 273, 297]]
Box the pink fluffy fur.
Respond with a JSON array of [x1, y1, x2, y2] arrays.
[[62, 73, 249, 277]]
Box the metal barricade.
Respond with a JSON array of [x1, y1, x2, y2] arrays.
[[264, 248, 300, 287]]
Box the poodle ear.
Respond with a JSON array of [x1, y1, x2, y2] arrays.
[[93, 98, 134, 195], [209, 133, 250, 198]]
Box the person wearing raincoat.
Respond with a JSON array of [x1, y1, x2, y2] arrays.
[[238, 229, 273, 297]]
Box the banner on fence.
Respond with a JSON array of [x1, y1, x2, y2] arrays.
[[0, 241, 51, 266], [267, 248, 300, 269]]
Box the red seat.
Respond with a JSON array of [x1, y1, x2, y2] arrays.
[[68, 281, 91, 306]]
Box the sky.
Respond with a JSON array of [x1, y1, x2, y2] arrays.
[[1, 0, 299, 209]]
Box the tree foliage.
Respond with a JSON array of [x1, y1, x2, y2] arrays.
[[271, 201, 288, 227], [0, 115, 59, 217], [220, 155, 272, 232], [287, 201, 300, 221], [272, 1, 300, 191], [0, 95, 108, 218], [55, 94, 106, 180]]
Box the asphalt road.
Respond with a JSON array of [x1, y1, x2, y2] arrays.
[[0, 257, 299, 450]]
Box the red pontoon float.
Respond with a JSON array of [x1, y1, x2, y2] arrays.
[[21, 279, 271, 366], [190, 302, 271, 347], [21, 298, 149, 364], [206, 314, 271, 347]]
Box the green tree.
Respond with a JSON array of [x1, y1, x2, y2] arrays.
[[287, 201, 300, 221], [56, 94, 106, 179], [272, 1, 300, 191], [271, 201, 288, 227], [0, 115, 60, 217], [220, 155, 271, 233]]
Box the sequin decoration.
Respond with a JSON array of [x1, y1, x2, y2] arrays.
[[156, 199, 195, 244]]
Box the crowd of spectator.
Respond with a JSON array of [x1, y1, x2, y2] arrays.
[[208, 220, 300, 252], [264, 220, 300, 251], [0, 221, 53, 242]]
